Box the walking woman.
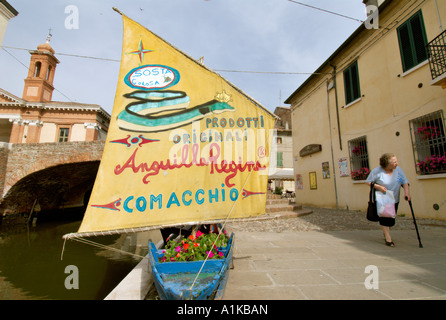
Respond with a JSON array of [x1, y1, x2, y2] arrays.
[[366, 153, 411, 247]]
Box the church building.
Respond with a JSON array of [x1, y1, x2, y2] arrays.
[[0, 36, 110, 144]]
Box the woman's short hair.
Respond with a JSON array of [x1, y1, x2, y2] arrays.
[[380, 153, 395, 168]]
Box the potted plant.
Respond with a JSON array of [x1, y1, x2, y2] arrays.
[[352, 146, 365, 156], [417, 126, 441, 140], [416, 154, 446, 174], [351, 167, 370, 180]]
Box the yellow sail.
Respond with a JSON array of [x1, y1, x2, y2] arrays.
[[66, 11, 275, 237]]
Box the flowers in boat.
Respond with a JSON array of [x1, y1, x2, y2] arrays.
[[160, 229, 228, 263]]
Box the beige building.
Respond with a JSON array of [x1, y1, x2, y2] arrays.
[[268, 106, 295, 195], [0, 0, 17, 47], [285, 0, 446, 220], [0, 38, 110, 143]]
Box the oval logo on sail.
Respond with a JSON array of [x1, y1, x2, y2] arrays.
[[125, 65, 180, 90]]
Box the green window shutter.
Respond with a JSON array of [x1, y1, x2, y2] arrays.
[[397, 10, 428, 72], [411, 14, 428, 63], [344, 68, 352, 104], [351, 63, 360, 101], [343, 61, 361, 105], [277, 152, 283, 167], [398, 24, 414, 71]]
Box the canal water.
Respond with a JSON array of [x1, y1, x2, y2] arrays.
[[0, 217, 160, 300]]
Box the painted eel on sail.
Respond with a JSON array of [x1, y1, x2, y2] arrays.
[[118, 90, 235, 132]]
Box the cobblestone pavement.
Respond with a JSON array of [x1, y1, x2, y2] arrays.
[[142, 206, 446, 300], [227, 206, 446, 233], [222, 207, 446, 300]]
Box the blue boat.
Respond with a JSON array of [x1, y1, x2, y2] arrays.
[[148, 233, 234, 300]]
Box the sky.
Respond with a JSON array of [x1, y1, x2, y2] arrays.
[[0, 0, 368, 115]]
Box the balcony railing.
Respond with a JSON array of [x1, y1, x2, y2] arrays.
[[427, 30, 446, 81]]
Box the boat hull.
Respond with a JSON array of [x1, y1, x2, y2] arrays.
[[148, 233, 234, 300]]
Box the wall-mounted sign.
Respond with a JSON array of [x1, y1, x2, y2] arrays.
[[309, 171, 317, 190], [299, 144, 322, 157], [338, 157, 349, 177], [296, 174, 303, 190], [322, 161, 330, 179]]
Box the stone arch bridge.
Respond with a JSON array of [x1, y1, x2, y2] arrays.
[[0, 141, 104, 219]]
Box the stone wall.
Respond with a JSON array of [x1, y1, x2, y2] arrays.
[[0, 140, 104, 216], [1, 140, 104, 197], [0, 143, 10, 199]]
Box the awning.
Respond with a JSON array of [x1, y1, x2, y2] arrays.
[[268, 168, 294, 180]]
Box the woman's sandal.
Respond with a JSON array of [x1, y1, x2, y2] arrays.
[[385, 240, 395, 247]]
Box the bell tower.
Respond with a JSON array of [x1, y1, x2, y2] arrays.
[[22, 34, 59, 102]]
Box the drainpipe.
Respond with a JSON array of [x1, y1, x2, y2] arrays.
[[435, 0, 443, 32], [327, 79, 339, 209], [331, 64, 343, 150]]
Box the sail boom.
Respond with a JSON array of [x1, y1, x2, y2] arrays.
[[62, 214, 278, 239], [63, 219, 228, 239]]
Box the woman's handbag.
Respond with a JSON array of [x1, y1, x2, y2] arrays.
[[367, 182, 379, 222]]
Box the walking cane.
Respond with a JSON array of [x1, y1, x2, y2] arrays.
[[406, 196, 423, 248]]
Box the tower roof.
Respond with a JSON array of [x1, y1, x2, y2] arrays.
[[36, 35, 55, 54]]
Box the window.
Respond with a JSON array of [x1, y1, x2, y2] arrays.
[[348, 136, 370, 180], [277, 137, 282, 144], [343, 61, 361, 105], [397, 10, 428, 72], [277, 152, 283, 168], [46, 66, 52, 81], [58, 128, 69, 142], [409, 110, 446, 175], [34, 62, 41, 77]]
